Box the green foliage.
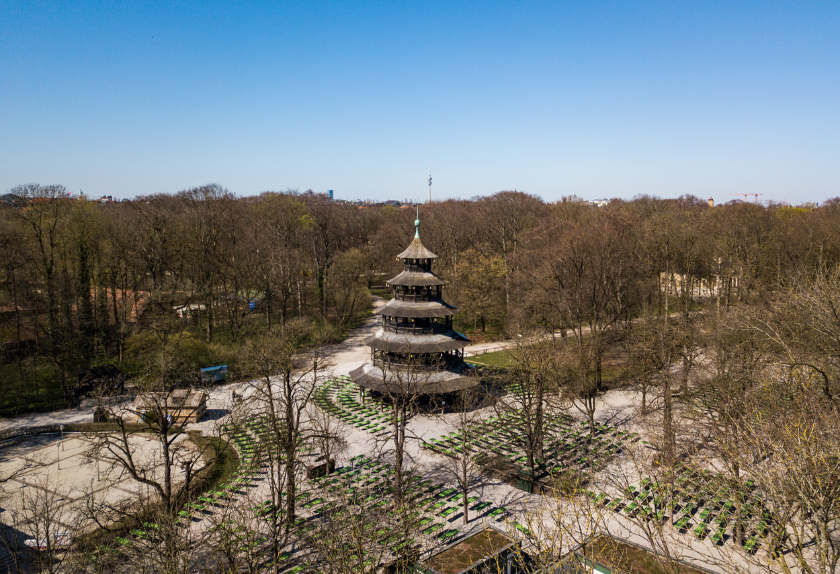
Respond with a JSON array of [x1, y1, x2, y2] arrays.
[[368, 285, 392, 300], [466, 349, 514, 368], [188, 433, 240, 496], [122, 330, 240, 376], [0, 359, 66, 416]]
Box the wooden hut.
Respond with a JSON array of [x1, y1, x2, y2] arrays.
[[133, 389, 207, 423]]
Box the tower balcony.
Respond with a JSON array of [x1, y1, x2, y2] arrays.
[[383, 319, 452, 336], [391, 292, 442, 303]]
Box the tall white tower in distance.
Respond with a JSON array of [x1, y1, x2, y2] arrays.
[[427, 163, 432, 204]]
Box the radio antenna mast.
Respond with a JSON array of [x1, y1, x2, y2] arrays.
[[427, 163, 432, 204]]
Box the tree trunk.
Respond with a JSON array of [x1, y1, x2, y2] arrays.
[[284, 372, 297, 529], [462, 469, 469, 525], [662, 375, 674, 467], [392, 400, 405, 506]]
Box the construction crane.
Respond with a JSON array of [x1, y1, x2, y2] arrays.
[[725, 193, 765, 204]]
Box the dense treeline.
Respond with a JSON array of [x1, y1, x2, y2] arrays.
[[2, 183, 840, 415]]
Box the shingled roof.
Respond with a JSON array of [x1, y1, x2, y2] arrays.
[[349, 363, 478, 394], [396, 237, 438, 260], [376, 298, 457, 318], [366, 328, 470, 353], [386, 270, 447, 287]]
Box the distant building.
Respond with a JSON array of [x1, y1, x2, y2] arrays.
[[173, 303, 205, 318], [660, 266, 739, 301], [0, 193, 25, 208], [356, 199, 416, 210]]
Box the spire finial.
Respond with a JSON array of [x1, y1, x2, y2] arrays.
[[414, 204, 420, 239]]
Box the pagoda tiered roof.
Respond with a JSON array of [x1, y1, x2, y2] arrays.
[[351, 208, 477, 396], [350, 362, 476, 395], [367, 329, 470, 353], [375, 299, 456, 319], [386, 270, 447, 287], [396, 237, 438, 260]]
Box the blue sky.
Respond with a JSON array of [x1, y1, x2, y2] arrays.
[[1, 1, 838, 204]]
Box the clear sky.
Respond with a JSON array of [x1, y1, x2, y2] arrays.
[[1, 1, 838, 204]]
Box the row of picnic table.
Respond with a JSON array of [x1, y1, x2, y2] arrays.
[[595, 468, 770, 555]]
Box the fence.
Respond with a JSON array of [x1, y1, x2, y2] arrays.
[[463, 344, 509, 358], [0, 424, 66, 443]]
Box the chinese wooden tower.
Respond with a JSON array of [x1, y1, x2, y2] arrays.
[[350, 210, 476, 398]]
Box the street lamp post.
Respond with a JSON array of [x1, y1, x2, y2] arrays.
[[60, 424, 65, 450]]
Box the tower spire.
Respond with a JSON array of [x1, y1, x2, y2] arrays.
[[414, 205, 420, 239], [427, 163, 432, 204]]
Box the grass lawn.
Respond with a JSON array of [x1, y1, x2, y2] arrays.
[[467, 345, 628, 385], [368, 285, 393, 300], [193, 434, 241, 494], [466, 349, 514, 368], [187, 431, 239, 496]]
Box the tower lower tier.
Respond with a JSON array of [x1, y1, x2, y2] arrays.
[[349, 361, 478, 395]]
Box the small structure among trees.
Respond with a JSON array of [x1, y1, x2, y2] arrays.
[[133, 389, 207, 423], [421, 526, 521, 574], [350, 210, 477, 403]]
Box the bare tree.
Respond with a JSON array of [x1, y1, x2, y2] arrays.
[[495, 331, 561, 481], [597, 441, 698, 574], [302, 481, 393, 574], [456, 247, 506, 333], [375, 359, 447, 505], [367, 351, 442, 570], [81, 354, 214, 573], [10, 184, 75, 403], [478, 190, 543, 311], [434, 386, 485, 524], [200, 488, 267, 574], [3, 473, 83, 574], [693, 312, 765, 545], [241, 321, 330, 533], [85, 355, 211, 517], [735, 390, 840, 574], [306, 401, 348, 477]]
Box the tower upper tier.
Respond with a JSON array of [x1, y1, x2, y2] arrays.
[[377, 214, 458, 322]]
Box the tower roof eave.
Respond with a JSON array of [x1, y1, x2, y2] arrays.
[[376, 299, 457, 318], [396, 237, 438, 260], [365, 328, 470, 353], [349, 363, 479, 395], [386, 270, 447, 287]]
